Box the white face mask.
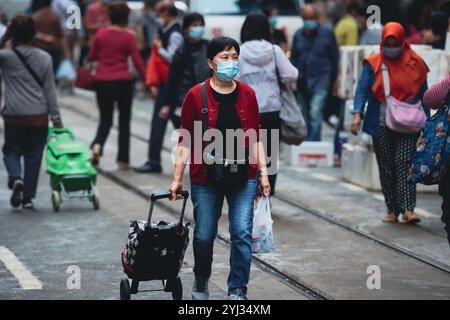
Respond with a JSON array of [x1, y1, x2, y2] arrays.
[[156, 17, 165, 26]]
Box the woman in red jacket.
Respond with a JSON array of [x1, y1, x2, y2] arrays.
[[168, 37, 271, 300], [88, 3, 146, 170]]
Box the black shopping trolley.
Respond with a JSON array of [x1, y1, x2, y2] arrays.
[[120, 191, 190, 300]]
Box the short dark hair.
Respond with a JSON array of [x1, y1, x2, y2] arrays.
[[159, 3, 178, 17], [109, 3, 130, 26], [347, 3, 365, 16], [263, 6, 276, 17], [241, 13, 272, 43], [9, 14, 36, 45], [31, 0, 52, 13], [429, 11, 449, 38], [207, 37, 240, 60], [182, 12, 205, 30]]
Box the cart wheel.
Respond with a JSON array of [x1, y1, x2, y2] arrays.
[[120, 278, 131, 300], [52, 191, 61, 212], [93, 191, 100, 210], [171, 277, 182, 300]]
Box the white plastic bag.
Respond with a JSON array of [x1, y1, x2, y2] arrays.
[[56, 59, 76, 81], [251, 196, 275, 253]]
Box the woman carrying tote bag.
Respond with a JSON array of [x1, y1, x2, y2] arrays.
[[236, 13, 299, 196], [351, 22, 429, 224]]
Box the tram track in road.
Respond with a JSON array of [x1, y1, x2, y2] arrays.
[[61, 100, 450, 289], [99, 169, 329, 300]]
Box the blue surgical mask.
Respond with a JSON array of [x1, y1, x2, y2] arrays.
[[303, 19, 318, 30], [188, 26, 204, 40], [382, 46, 403, 59], [269, 16, 278, 28], [214, 60, 239, 82]]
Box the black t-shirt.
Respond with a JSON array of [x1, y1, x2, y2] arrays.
[[211, 86, 241, 160]]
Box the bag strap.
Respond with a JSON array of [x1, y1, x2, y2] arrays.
[[13, 48, 44, 88], [272, 45, 286, 94], [381, 63, 390, 98], [201, 82, 208, 151]]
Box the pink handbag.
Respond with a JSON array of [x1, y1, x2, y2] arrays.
[[382, 64, 426, 134]]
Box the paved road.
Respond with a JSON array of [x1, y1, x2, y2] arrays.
[[1, 90, 449, 300]]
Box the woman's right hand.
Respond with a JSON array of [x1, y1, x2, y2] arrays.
[[351, 113, 362, 136], [169, 180, 183, 201]]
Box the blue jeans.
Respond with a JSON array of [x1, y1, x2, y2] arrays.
[[297, 89, 328, 141], [2, 123, 48, 199], [191, 179, 257, 293]]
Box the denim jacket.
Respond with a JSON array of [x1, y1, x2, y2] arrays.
[[352, 63, 428, 137]]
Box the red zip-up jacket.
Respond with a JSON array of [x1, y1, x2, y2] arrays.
[[180, 78, 261, 185]]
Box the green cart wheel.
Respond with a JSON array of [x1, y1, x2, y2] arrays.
[[93, 190, 100, 210], [52, 191, 61, 212]]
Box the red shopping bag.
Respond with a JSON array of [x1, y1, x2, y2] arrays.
[[145, 46, 169, 88], [75, 67, 95, 91]]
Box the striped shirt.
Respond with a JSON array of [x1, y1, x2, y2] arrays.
[[423, 75, 450, 109]]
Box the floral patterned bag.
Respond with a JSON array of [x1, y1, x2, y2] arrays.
[[409, 102, 450, 185]]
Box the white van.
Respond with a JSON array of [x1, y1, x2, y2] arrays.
[[128, 0, 304, 43], [188, 0, 303, 42]]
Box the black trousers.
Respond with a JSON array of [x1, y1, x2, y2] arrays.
[[259, 111, 281, 196], [147, 85, 181, 165], [373, 126, 419, 215], [92, 80, 133, 163], [440, 169, 450, 247], [3, 123, 48, 199]]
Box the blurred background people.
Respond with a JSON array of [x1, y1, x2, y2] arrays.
[[237, 13, 298, 195], [31, 0, 70, 73], [134, 1, 184, 174], [422, 75, 450, 246], [263, 6, 289, 53], [423, 11, 449, 49], [88, 2, 146, 170], [79, 0, 111, 66], [334, 2, 364, 46], [1, 15, 63, 210], [351, 22, 429, 224], [291, 4, 339, 142]]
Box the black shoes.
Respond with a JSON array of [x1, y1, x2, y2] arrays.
[[133, 162, 162, 174], [22, 198, 34, 210], [191, 278, 210, 300], [10, 179, 24, 208]]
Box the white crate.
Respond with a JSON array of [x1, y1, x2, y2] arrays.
[[283, 142, 334, 168], [341, 143, 438, 193], [342, 143, 381, 190]]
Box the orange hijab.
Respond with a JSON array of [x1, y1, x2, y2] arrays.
[[364, 22, 429, 103]]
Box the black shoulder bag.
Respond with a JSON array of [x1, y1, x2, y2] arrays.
[[201, 82, 249, 188], [13, 48, 44, 88]]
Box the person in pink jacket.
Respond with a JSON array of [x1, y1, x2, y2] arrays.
[[423, 75, 450, 247]]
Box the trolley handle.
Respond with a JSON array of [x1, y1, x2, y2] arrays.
[[150, 190, 189, 201], [147, 191, 190, 227]]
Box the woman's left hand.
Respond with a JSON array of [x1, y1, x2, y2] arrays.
[[259, 175, 271, 197], [159, 105, 171, 120]]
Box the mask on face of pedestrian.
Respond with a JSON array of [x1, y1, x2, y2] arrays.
[[382, 46, 404, 59], [269, 16, 278, 28], [213, 59, 239, 82], [188, 26, 204, 41], [156, 16, 165, 26], [303, 19, 318, 30]]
